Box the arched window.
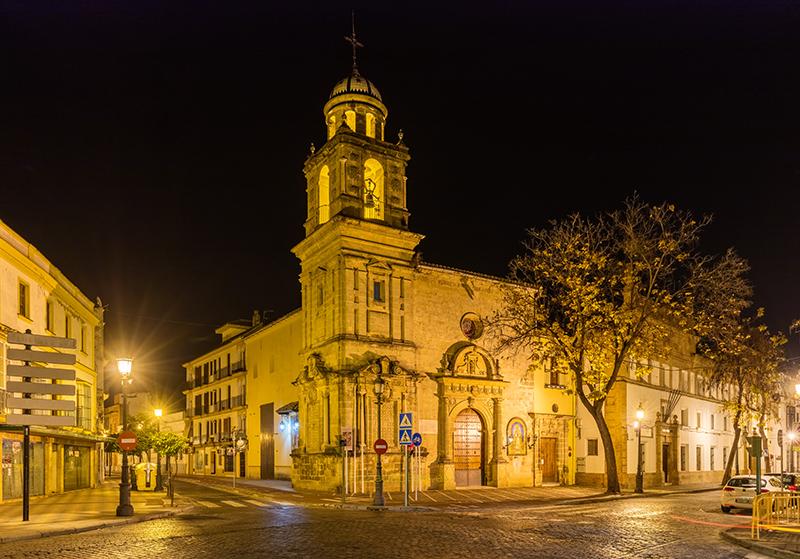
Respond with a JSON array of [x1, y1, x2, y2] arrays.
[[363, 158, 384, 220], [366, 113, 376, 138], [318, 165, 330, 224], [344, 110, 356, 131]]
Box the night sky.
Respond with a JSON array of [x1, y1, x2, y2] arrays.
[[2, 2, 799, 407]]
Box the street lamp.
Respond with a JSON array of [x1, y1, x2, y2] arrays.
[[154, 408, 163, 492], [373, 375, 385, 507], [635, 403, 645, 494], [116, 357, 134, 516]]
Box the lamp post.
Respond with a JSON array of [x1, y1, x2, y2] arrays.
[[373, 375, 385, 507], [154, 408, 163, 491], [635, 403, 645, 494], [116, 358, 134, 516]]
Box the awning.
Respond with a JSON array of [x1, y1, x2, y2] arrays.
[[276, 401, 299, 414]]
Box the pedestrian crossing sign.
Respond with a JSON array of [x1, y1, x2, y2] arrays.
[[399, 412, 413, 445]]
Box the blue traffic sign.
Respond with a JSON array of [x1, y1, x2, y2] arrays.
[[399, 412, 413, 445], [411, 432, 422, 447]]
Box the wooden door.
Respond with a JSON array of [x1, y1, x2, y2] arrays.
[[454, 408, 483, 486], [540, 437, 557, 482], [260, 403, 275, 479], [662, 444, 670, 483]]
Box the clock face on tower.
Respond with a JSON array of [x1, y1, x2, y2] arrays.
[[460, 313, 483, 340]]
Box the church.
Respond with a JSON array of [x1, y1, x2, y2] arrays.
[[182, 39, 575, 494], [183, 35, 780, 494]]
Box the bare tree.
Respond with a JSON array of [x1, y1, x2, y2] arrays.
[[493, 197, 716, 494]]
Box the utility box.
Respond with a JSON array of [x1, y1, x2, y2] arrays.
[[135, 463, 157, 491]]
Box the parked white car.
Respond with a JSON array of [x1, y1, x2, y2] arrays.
[[721, 474, 785, 513]]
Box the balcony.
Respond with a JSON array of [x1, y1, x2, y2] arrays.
[[184, 362, 245, 390], [191, 394, 246, 417]]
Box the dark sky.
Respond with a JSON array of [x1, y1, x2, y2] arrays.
[[2, 1, 799, 406]]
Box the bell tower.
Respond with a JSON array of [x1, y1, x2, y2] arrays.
[[292, 27, 423, 364]]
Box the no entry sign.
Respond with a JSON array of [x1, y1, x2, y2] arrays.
[[373, 438, 388, 455], [118, 431, 137, 451]]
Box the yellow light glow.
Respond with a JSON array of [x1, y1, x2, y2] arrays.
[[795, 383, 800, 396], [154, 408, 163, 417], [633, 420, 640, 430], [117, 357, 133, 376], [789, 432, 797, 442], [636, 404, 644, 421]]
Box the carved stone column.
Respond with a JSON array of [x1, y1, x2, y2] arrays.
[[491, 397, 509, 487], [431, 381, 454, 489]]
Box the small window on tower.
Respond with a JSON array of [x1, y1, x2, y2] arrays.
[[317, 285, 324, 306], [373, 280, 385, 303]]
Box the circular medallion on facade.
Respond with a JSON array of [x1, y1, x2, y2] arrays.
[[552, 403, 559, 413], [460, 312, 484, 340]]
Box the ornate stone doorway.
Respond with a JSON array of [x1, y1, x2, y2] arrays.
[[454, 408, 484, 487]]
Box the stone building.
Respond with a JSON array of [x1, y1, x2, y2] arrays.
[[0, 219, 105, 501], [182, 60, 576, 493]]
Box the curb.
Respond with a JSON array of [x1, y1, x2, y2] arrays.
[[720, 529, 800, 559], [0, 506, 193, 544]]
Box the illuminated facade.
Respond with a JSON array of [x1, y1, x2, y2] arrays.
[[576, 330, 786, 489], [0, 219, 105, 501]]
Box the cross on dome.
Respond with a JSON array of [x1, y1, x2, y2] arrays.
[[344, 11, 363, 76]]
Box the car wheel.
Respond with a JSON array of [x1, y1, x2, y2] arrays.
[[721, 506, 731, 513]]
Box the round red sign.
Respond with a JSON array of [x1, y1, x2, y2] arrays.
[[373, 438, 388, 455], [118, 430, 138, 451]]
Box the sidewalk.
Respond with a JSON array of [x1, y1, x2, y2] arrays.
[[181, 475, 720, 511], [0, 478, 191, 544], [722, 528, 800, 559]]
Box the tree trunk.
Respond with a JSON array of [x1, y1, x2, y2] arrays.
[[578, 393, 621, 494], [722, 423, 741, 485]]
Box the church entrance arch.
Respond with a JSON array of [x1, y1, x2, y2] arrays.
[[453, 408, 484, 487]]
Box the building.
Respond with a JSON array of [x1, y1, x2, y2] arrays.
[[0, 219, 105, 501], [183, 56, 574, 493], [183, 47, 785, 494]]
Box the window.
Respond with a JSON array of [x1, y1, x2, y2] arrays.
[[80, 324, 87, 353], [64, 314, 72, 339], [587, 439, 599, 456], [696, 446, 703, 471], [366, 113, 376, 138], [681, 409, 688, 426], [363, 158, 384, 220], [710, 447, 716, 471], [724, 415, 729, 432], [680, 445, 688, 471], [76, 382, 92, 431], [318, 165, 330, 224], [317, 285, 324, 306], [696, 412, 701, 429], [788, 406, 797, 430], [710, 414, 715, 430], [45, 301, 54, 331], [373, 280, 386, 303], [18, 281, 30, 318]]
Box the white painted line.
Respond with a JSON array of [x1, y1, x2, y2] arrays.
[[433, 490, 458, 501], [197, 500, 221, 508], [243, 499, 268, 507], [419, 491, 437, 502], [472, 491, 503, 502], [452, 491, 484, 503], [221, 500, 247, 507]]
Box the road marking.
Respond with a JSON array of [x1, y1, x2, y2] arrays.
[[473, 491, 504, 502], [243, 499, 268, 507], [197, 500, 221, 508], [221, 500, 247, 507], [433, 490, 457, 501], [452, 491, 484, 503], [419, 491, 437, 502]]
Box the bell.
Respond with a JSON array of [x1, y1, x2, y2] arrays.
[[365, 193, 375, 208]]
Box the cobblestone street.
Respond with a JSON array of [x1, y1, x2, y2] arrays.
[[0, 482, 768, 559]]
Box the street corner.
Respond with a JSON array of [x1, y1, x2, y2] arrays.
[[719, 528, 800, 559]]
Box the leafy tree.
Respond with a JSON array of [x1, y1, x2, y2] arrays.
[[151, 431, 189, 504], [493, 197, 726, 494]]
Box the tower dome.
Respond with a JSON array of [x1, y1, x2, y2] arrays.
[[329, 73, 382, 102], [323, 71, 388, 141]]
